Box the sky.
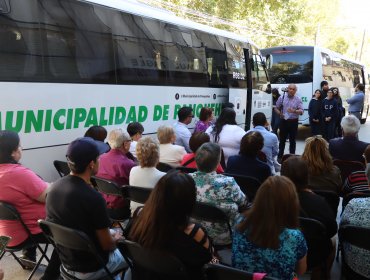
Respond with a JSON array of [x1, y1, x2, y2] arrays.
[[339, 0, 370, 28]]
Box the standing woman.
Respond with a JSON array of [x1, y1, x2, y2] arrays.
[[331, 87, 344, 137], [308, 89, 322, 136], [0, 130, 60, 279], [194, 107, 214, 133], [232, 176, 307, 279], [322, 89, 338, 141], [205, 108, 246, 164]]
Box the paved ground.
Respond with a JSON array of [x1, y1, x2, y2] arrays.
[[2, 121, 370, 280]]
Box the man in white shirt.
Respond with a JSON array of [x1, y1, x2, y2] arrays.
[[173, 106, 193, 153]]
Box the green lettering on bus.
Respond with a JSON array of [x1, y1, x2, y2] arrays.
[[44, 110, 52, 132], [153, 105, 163, 121], [85, 107, 98, 127], [73, 108, 87, 128], [162, 105, 169, 120], [126, 106, 137, 123], [108, 107, 115, 125], [25, 110, 44, 133], [99, 107, 108, 126], [66, 109, 73, 129], [114, 107, 126, 125], [53, 109, 66, 131], [5, 111, 23, 132], [137, 106, 148, 123], [173, 104, 181, 119]]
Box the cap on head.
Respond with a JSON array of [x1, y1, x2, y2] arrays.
[[66, 137, 103, 171]]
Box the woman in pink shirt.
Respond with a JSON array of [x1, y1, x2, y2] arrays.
[[0, 130, 60, 279]]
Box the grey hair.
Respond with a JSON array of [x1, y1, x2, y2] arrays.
[[341, 115, 361, 135], [108, 129, 131, 149], [195, 143, 221, 173]]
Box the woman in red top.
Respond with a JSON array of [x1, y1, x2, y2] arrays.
[[181, 132, 224, 173]]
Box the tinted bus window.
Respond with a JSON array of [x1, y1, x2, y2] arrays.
[[252, 54, 268, 88], [39, 0, 115, 83], [227, 39, 247, 88], [267, 49, 313, 84], [0, 0, 43, 81]]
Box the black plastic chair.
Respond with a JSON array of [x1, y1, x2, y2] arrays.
[[156, 162, 174, 172], [176, 166, 197, 173], [38, 220, 124, 280], [339, 225, 370, 280], [204, 263, 279, 280], [122, 185, 152, 205], [53, 160, 71, 177], [333, 159, 364, 185], [223, 173, 261, 202], [312, 190, 340, 217], [0, 202, 49, 280], [92, 177, 131, 231], [299, 217, 328, 270], [119, 239, 187, 279]]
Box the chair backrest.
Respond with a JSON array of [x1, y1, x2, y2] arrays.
[[92, 176, 123, 196], [312, 190, 340, 217], [156, 162, 174, 172], [119, 239, 186, 278], [38, 220, 115, 278], [176, 166, 197, 173], [342, 192, 370, 210], [122, 185, 152, 204], [204, 263, 279, 280], [333, 159, 364, 184], [53, 160, 71, 177], [281, 153, 296, 163], [299, 217, 327, 269], [0, 201, 31, 235], [191, 202, 232, 239], [223, 173, 261, 201]]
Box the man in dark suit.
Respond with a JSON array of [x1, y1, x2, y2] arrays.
[[329, 115, 369, 163]]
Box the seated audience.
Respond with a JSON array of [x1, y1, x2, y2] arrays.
[[301, 136, 342, 193], [232, 176, 307, 279], [96, 129, 136, 214], [342, 144, 370, 195], [226, 131, 271, 183], [157, 125, 186, 167], [189, 143, 245, 245], [340, 197, 370, 279], [173, 106, 193, 153], [127, 122, 144, 158], [129, 170, 214, 280], [206, 108, 246, 164], [248, 112, 279, 174], [0, 130, 60, 280], [329, 115, 369, 163], [129, 137, 165, 188], [181, 132, 224, 173], [281, 156, 337, 278], [84, 125, 110, 153], [47, 137, 127, 279], [194, 107, 213, 133]]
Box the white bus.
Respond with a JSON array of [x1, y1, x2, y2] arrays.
[[0, 0, 270, 181], [261, 45, 369, 125]]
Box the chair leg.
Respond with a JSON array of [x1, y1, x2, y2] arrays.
[[0, 250, 5, 259], [27, 244, 50, 280], [10, 251, 28, 269]]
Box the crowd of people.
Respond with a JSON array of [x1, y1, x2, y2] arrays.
[[0, 82, 369, 280]]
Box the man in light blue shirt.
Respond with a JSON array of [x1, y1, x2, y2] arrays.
[[347, 83, 365, 120], [248, 112, 279, 174], [173, 106, 193, 153]]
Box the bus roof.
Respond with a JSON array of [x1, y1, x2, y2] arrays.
[[82, 0, 258, 47], [262, 45, 364, 67]]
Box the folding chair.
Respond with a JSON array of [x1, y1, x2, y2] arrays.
[[191, 202, 232, 265], [0, 202, 49, 280], [204, 263, 279, 280], [53, 160, 71, 177], [299, 217, 328, 271], [333, 159, 364, 185], [92, 177, 131, 231], [312, 190, 340, 217], [156, 162, 174, 172], [338, 225, 370, 280], [38, 220, 124, 280], [122, 185, 152, 205], [223, 173, 261, 202], [119, 239, 187, 279], [176, 166, 197, 173]]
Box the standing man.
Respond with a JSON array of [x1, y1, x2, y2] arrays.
[[173, 106, 193, 153], [275, 84, 303, 161], [46, 137, 127, 279], [347, 83, 365, 121], [320, 80, 329, 100]]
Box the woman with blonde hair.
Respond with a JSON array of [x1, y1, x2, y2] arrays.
[[157, 125, 186, 167], [232, 176, 307, 279], [301, 136, 341, 193]]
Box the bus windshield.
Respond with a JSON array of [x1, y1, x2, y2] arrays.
[[267, 49, 313, 84]]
